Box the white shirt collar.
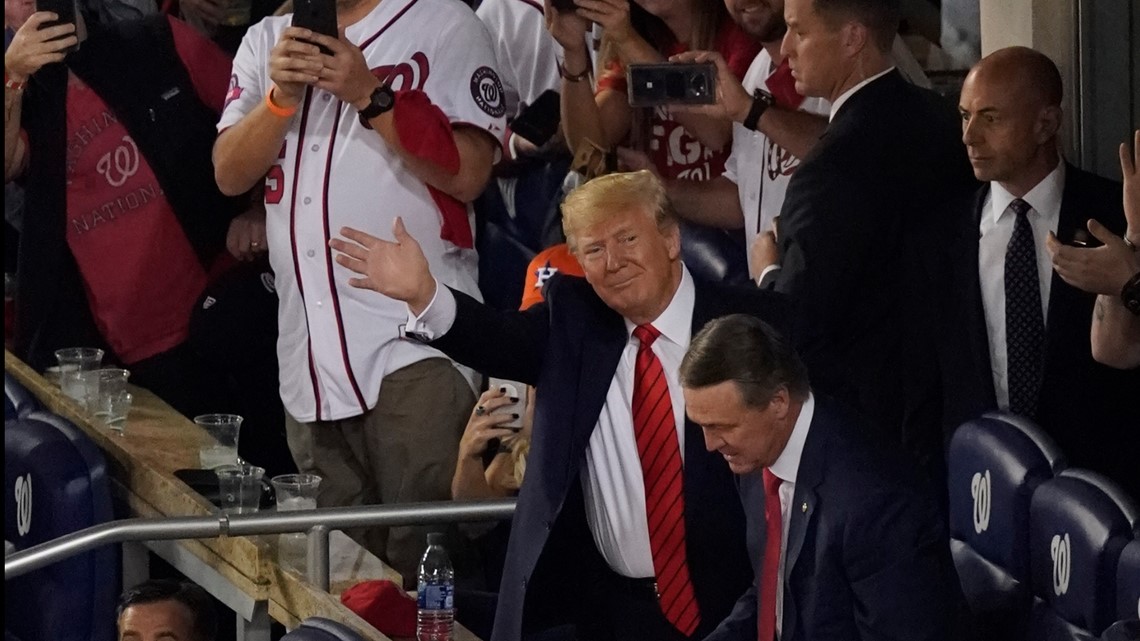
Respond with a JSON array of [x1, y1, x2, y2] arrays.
[[768, 392, 815, 484], [828, 67, 895, 122], [623, 265, 695, 348], [988, 160, 1066, 225]]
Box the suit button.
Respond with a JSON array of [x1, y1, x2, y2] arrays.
[[521, 578, 528, 589]]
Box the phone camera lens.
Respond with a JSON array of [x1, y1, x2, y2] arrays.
[[689, 74, 707, 97]]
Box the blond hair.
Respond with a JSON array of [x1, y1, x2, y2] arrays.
[[561, 170, 676, 251]]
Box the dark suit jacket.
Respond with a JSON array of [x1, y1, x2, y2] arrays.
[[941, 165, 1140, 498], [765, 70, 977, 470], [429, 273, 791, 641], [705, 397, 954, 641]]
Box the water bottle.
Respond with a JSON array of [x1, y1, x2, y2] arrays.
[[417, 532, 455, 641]]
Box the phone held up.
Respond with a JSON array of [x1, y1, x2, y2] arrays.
[[510, 89, 561, 148], [292, 0, 338, 55], [627, 62, 717, 108], [487, 378, 526, 431], [35, 0, 82, 53]]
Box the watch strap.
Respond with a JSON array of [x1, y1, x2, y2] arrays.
[[743, 89, 774, 131], [1122, 271, 1140, 317]]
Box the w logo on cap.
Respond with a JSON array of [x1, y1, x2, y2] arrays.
[[1051, 533, 1071, 596], [14, 473, 32, 537], [971, 470, 991, 534]]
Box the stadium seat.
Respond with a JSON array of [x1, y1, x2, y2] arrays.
[[4, 414, 117, 641], [3, 373, 37, 421], [947, 412, 1066, 639], [1028, 470, 1138, 640], [1117, 539, 1140, 624], [281, 617, 369, 641]]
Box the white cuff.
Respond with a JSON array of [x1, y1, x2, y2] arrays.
[[404, 279, 457, 341], [757, 264, 782, 286]]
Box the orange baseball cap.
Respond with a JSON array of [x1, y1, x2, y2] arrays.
[[520, 244, 585, 310]]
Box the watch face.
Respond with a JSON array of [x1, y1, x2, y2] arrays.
[[376, 88, 394, 109]]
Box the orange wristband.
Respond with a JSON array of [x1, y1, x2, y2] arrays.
[[265, 86, 298, 118]]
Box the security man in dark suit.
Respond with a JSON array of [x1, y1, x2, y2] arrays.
[[756, 0, 976, 476], [329, 170, 791, 641], [681, 314, 953, 641], [946, 46, 1139, 498]]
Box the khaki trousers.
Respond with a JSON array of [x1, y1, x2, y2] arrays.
[[285, 358, 474, 584]]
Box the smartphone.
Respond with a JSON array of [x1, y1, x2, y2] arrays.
[[551, 0, 577, 12], [34, 0, 80, 54], [487, 377, 526, 431], [510, 90, 561, 148], [627, 62, 716, 108], [292, 0, 338, 55]]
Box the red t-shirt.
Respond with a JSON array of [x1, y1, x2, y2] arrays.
[[59, 16, 232, 364], [595, 20, 760, 181]]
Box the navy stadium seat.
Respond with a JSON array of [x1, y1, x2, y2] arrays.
[[4, 373, 38, 420], [281, 617, 368, 641], [1117, 539, 1140, 624], [948, 412, 1066, 639], [4, 414, 117, 641], [1029, 470, 1139, 640]]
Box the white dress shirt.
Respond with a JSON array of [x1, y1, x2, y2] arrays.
[[765, 392, 815, 638], [978, 162, 1064, 410], [408, 267, 696, 578]]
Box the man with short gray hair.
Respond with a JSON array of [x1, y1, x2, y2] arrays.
[[682, 314, 955, 641]]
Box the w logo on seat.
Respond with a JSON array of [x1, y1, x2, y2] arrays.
[[1051, 533, 1071, 596], [14, 474, 33, 537], [971, 470, 991, 534]]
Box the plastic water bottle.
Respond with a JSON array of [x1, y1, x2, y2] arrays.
[[416, 532, 455, 641]]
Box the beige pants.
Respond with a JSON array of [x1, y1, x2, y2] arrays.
[[285, 358, 474, 584]]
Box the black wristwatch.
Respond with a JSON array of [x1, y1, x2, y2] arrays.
[[1123, 271, 1140, 316], [742, 88, 776, 131], [358, 83, 395, 128]]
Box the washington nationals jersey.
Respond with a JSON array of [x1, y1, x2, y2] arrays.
[[218, 0, 506, 422], [475, 0, 561, 122], [722, 49, 828, 276]]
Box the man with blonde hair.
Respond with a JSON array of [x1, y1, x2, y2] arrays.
[[329, 170, 791, 640]]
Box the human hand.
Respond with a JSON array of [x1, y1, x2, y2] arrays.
[[668, 50, 753, 123], [1121, 129, 1139, 245], [267, 27, 324, 107], [572, 0, 634, 46], [1046, 219, 1140, 296], [180, 0, 225, 28], [615, 147, 659, 176], [226, 207, 268, 261], [749, 229, 779, 282], [543, 0, 590, 53], [4, 13, 77, 82], [306, 28, 380, 109], [459, 388, 520, 461], [329, 217, 437, 312]]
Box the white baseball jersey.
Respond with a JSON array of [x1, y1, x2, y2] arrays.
[[218, 0, 507, 422], [722, 49, 828, 276], [475, 0, 561, 122]]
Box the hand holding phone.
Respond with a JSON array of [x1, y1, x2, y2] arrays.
[[487, 378, 526, 430], [292, 0, 338, 55], [33, 0, 81, 54], [627, 62, 717, 108]]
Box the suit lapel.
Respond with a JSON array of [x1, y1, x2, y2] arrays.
[[1041, 167, 1088, 383], [965, 187, 997, 406], [780, 408, 827, 641], [569, 306, 626, 473]]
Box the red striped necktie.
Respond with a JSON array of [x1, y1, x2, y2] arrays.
[[632, 324, 700, 636], [758, 468, 783, 641]]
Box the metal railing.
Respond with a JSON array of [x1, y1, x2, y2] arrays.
[[4, 499, 516, 591]]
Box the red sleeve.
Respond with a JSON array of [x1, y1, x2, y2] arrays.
[[716, 21, 763, 81], [168, 15, 234, 114]]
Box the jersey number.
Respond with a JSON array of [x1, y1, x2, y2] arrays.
[[265, 141, 287, 204]]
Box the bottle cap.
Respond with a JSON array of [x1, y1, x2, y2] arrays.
[[426, 532, 445, 546]]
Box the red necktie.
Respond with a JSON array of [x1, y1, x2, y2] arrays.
[[632, 324, 701, 636], [758, 468, 783, 641]]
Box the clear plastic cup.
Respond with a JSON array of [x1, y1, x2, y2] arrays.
[[54, 347, 104, 403], [216, 463, 265, 514], [194, 414, 243, 469], [90, 368, 130, 419], [106, 391, 133, 432], [271, 473, 321, 571]]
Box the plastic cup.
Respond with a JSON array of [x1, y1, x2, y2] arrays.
[[90, 368, 130, 419], [54, 347, 104, 403], [216, 463, 265, 514], [195, 414, 243, 469], [106, 391, 133, 432], [271, 473, 321, 571]]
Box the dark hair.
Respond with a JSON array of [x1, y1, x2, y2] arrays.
[[814, 0, 900, 53], [117, 579, 217, 641], [680, 314, 810, 408]]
